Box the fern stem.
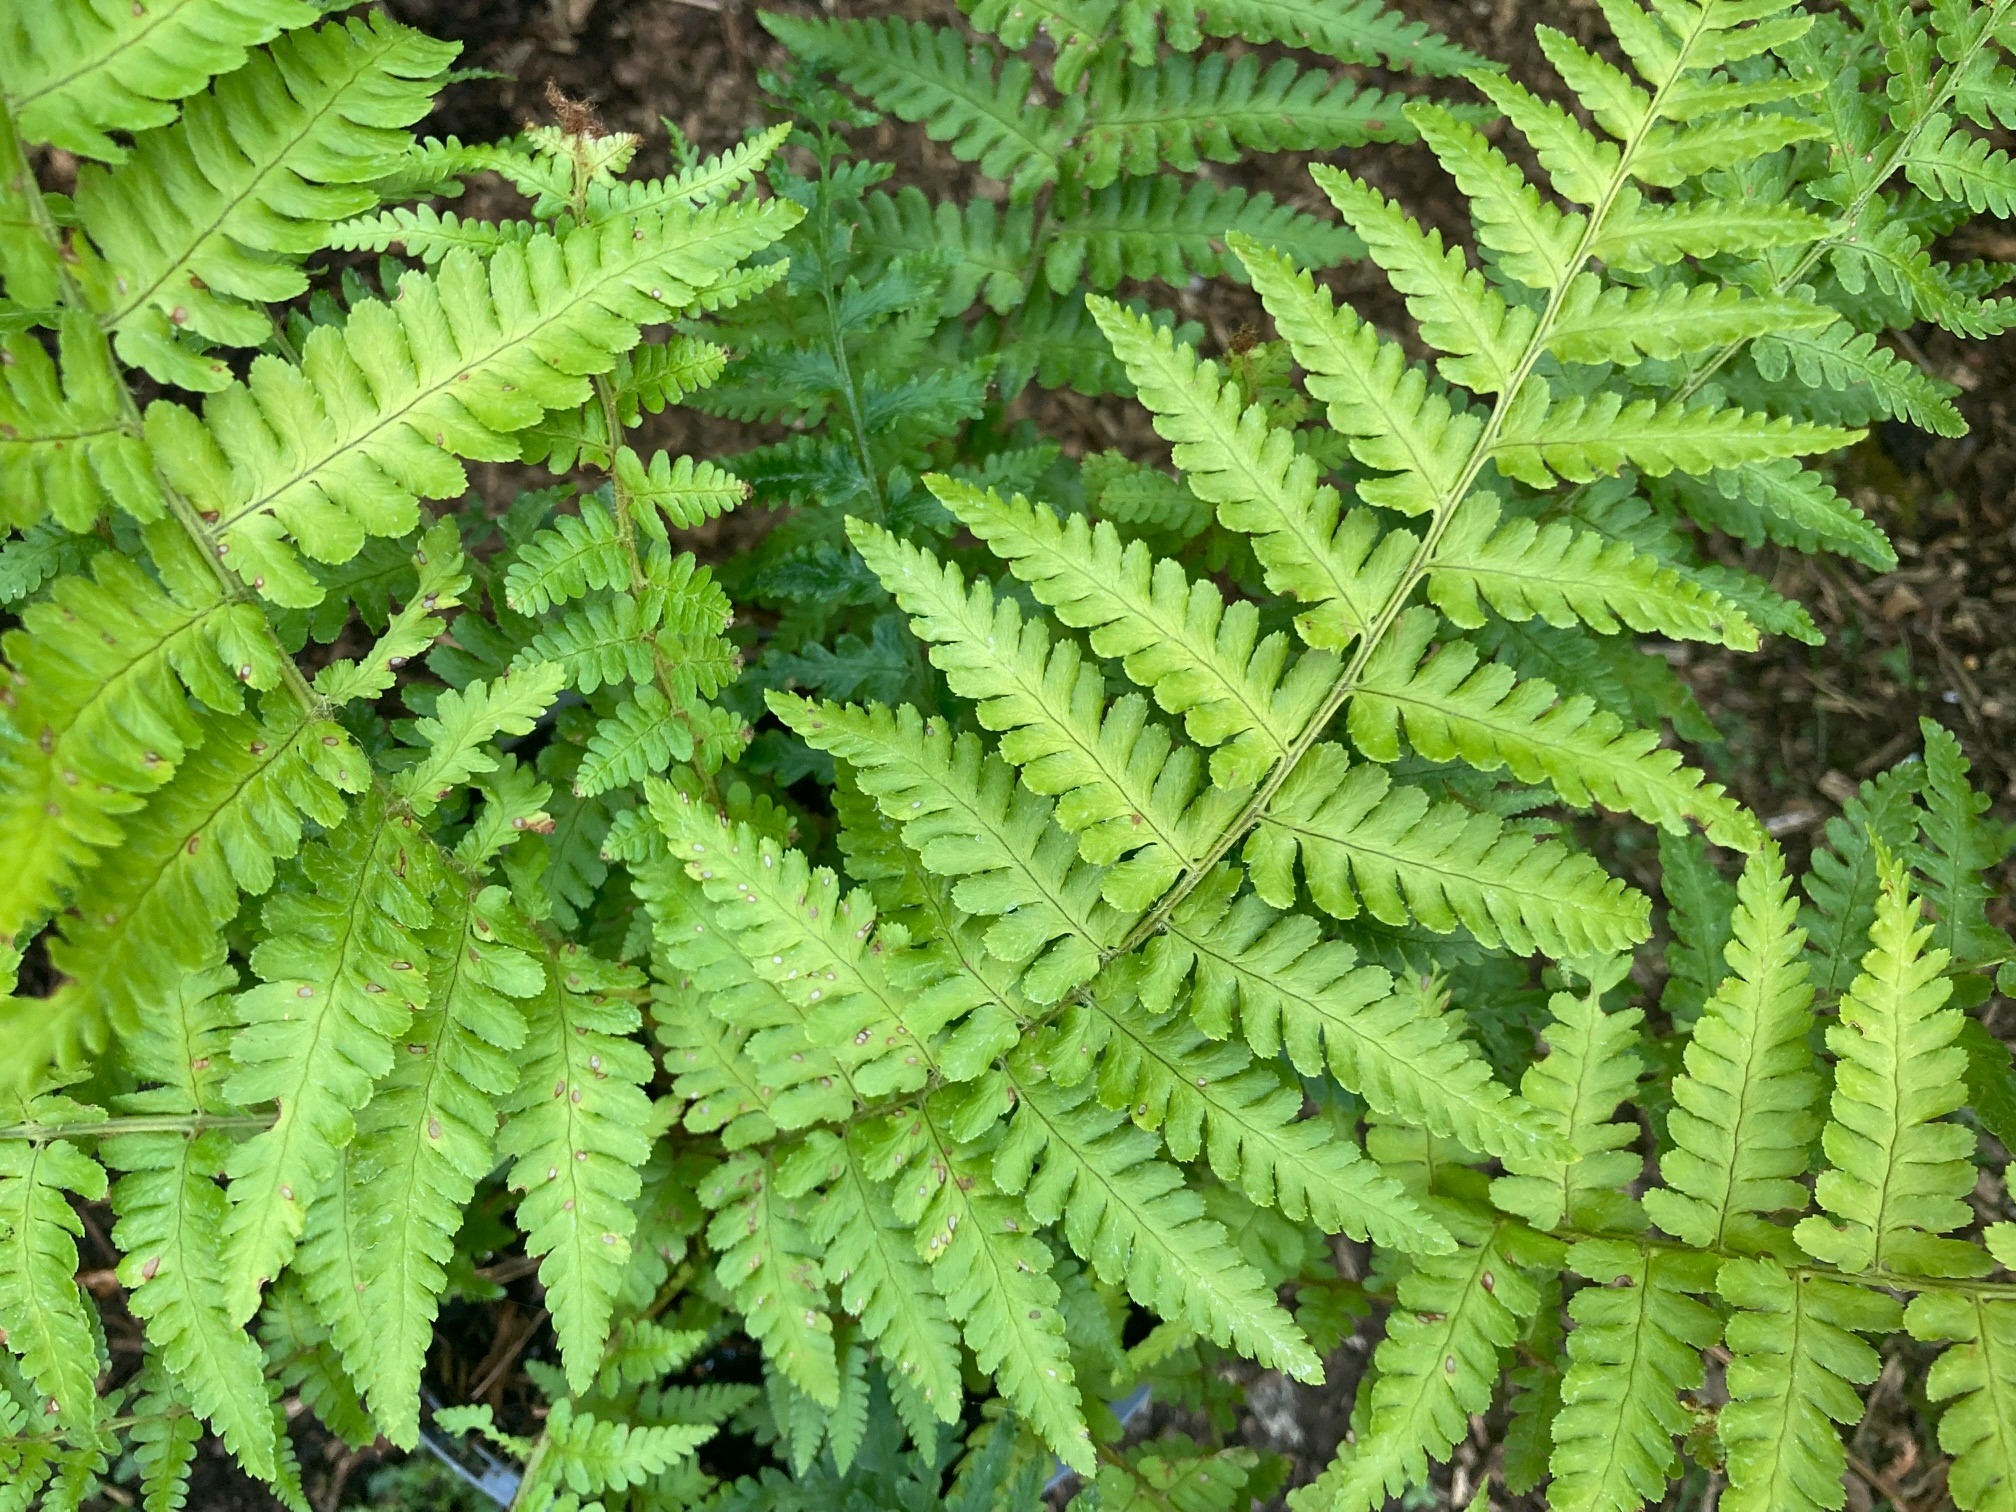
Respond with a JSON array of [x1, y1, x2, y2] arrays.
[[1672, 0, 2016, 406], [0, 1113, 272, 1143], [1113, 5, 1734, 958]]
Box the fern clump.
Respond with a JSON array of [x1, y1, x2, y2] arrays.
[[3, 0, 2016, 1509]]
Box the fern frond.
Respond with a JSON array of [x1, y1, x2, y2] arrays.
[[1351, 607, 1760, 848], [1801, 763, 1923, 1002], [103, 962, 278, 1480], [584, 121, 792, 219], [326, 203, 536, 265], [1074, 54, 1408, 189], [1752, 322, 1967, 438], [856, 188, 1035, 316], [143, 197, 799, 603], [1295, 1215, 1552, 1512], [0, 313, 160, 532], [1546, 276, 1833, 365], [614, 449, 749, 530], [872, 1102, 1093, 1473], [1048, 177, 1360, 294], [814, 1132, 965, 1433], [998, 1071, 1321, 1379], [527, 1397, 713, 1505], [935, 477, 1334, 788], [1491, 390, 1861, 489], [497, 944, 652, 1393], [341, 883, 535, 1446], [128, 1370, 202, 1512], [2, 0, 317, 161], [1427, 492, 1757, 648], [1156, 874, 1560, 1162], [853, 518, 1243, 911], [1090, 293, 1415, 648], [75, 13, 456, 389], [775, 697, 1127, 1005], [1906, 1290, 2016, 1512], [1794, 851, 1988, 1278], [1717, 1260, 1897, 1512], [0, 1106, 106, 1429], [1661, 459, 1895, 573], [1177, 0, 1484, 75], [505, 497, 628, 615], [1061, 986, 1451, 1252], [760, 15, 1068, 202], [393, 663, 564, 815], [0, 525, 283, 938], [1490, 957, 1645, 1234], [1232, 237, 1482, 518], [1547, 1239, 1722, 1512], [1245, 742, 1649, 959], [1644, 843, 1821, 1255], [220, 799, 434, 1320], [1908, 717, 2013, 977], [651, 785, 940, 1097], [701, 1150, 839, 1409], [39, 698, 360, 1085]]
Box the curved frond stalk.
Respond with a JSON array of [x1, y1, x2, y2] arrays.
[[75, 13, 456, 389], [933, 476, 1337, 789], [1644, 843, 1821, 1254], [1154, 875, 1562, 1163], [996, 1072, 1322, 1380], [1292, 1215, 1552, 1512], [142, 197, 800, 605], [1245, 742, 1649, 959], [496, 944, 653, 1393], [1547, 1239, 1722, 1512], [1, 0, 317, 161], [0, 525, 283, 938], [1794, 851, 1989, 1279], [220, 798, 435, 1321], [1718, 1260, 1897, 1512]]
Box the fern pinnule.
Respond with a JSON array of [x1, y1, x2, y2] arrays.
[[0, 1090, 107, 1431]]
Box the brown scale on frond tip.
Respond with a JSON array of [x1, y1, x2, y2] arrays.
[[543, 80, 604, 139]]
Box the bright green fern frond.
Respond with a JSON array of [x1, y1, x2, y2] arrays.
[[997, 1070, 1321, 1380], [1643, 842, 1820, 1255], [774, 696, 1127, 1005], [1073, 54, 1408, 190], [1718, 1259, 1897, 1512], [759, 15, 1068, 202], [0, 313, 161, 532], [498, 944, 652, 1394], [701, 1149, 839, 1409], [310, 518, 468, 709], [933, 476, 1337, 790], [1751, 322, 1968, 438], [0, 1101, 106, 1430], [1153, 874, 1561, 1162], [392, 662, 564, 815], [1294, 1214, 1552, 1512], [1244, 742, 1649, 959], [1047, 176, 1360, 294], [1546, 275, 1833, 365], [142, 196, 799, 605], [583, 121, 792, 221], [871, 1101, 1092, 1473], [1059, 983, 1450, 1252], [1428, 491, 1756, 647], [852, 517, 1243, 911], [1491, 389, 1860, 490], [74, 13, 456, 389], [814, 1131, 965, 1434], [326, 204, 536, 265], [525, 1397, 713, 1508], [1, 0, 317, 161], [1801, 763, 1923, 1002], [38, 697, 361, 1089], [0, 525, 285, 939], [343, 882, 536, 1447], [220, 798, 434, 1321], [1170, 0, 1484, 76], [1794, 850, 1988, 1279], [1089, 292, 1415, 647], [1350, 606, 1760, 849], [1906, 1289, 2016, 1512], [505, 497, 629, 615], [1547, 1238, 1722, 1512], [1908, 717, 2014, 978], [1490, 956, 1645, 1234], [614, 448, 748, 530], [128, 1369, 203, 1512]]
